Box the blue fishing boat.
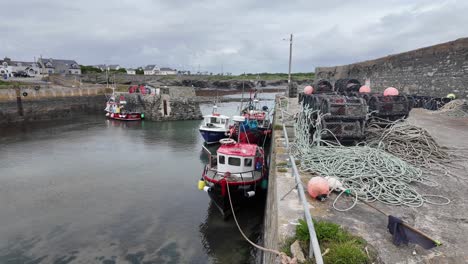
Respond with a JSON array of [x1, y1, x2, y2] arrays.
[[199, 106, 230, 144]]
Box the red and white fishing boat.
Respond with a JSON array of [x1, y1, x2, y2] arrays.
[[199, 138, 268, 218], [105, 89, 144, 121], [229, 89, 272, 145]]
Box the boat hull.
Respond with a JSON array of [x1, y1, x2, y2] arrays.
[[106, 112, 143, 121], [205, 180, 265, 219], [199, 129, 228, 144]]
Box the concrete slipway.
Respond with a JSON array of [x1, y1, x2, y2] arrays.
[[263, 97, 468, 264]]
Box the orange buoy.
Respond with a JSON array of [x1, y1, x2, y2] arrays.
[[307, 176, 329, 199], [384, 87, 399, 96], [304, 86, 314, 95], [359, 85, 371, 93]]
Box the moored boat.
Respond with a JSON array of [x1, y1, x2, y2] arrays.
[[105, 92, 144, 121], [230, 90, 272, 145], [199, 106, 230, 144], [199, 138, 268, 218]]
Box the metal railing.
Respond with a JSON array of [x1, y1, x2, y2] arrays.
[[278, 96, 324, 264]]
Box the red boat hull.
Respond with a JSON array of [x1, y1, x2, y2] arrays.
[[107, 112, 143, 121]]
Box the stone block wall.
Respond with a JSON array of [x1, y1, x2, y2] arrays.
[[315, 38, 468, 98], [0, 95, 105, 125], [122, 86, 202, 121]]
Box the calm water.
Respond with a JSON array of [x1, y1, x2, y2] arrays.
[[0, 98, 274, 264]]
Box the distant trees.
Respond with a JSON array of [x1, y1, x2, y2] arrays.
[[135, 68, 144, 75], [110, 68, 126, 73], [80, 65, 102, 73]]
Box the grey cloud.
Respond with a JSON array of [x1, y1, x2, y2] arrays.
[[1, 0, 467, 74]]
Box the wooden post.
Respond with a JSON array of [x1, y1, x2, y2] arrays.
[[15, 85, 24, 116]]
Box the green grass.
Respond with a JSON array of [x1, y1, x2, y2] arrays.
[[276, 161, 288, 167], [277, 167, 288, 173], [199, 72, 314, 81], [281, 219, 374, 264], [273, 124, 283, 130]]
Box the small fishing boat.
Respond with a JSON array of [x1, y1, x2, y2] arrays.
[[105, 90, 144, 121], [198, 138, 268, 218], [230, 89, 272, 145], [199, 106, 230, 144]]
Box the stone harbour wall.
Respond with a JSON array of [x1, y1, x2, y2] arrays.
[[315, 38, 468, 98], [0, 94, 105, 125], [122, 87, 202, 121]]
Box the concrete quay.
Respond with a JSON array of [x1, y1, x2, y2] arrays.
[[263, 96, 468, 264]]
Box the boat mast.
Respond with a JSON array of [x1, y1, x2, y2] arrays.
[[240, 75, 245, 115]]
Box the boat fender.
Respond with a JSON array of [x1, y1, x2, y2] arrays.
[[219, 138, 236, 145], [141, 113, 145, 119], [255, 161, 262, 170], [261, 179, 268, 190], [245, 191, 255, 198], [203, 186, 211, 192], [198, 179, 206, 190]]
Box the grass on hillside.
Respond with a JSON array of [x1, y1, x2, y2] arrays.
[[281, 219, 376, 264], [204, 72, 314, 81], [144, 72, 314, 81], [0, 80, 33, 89]]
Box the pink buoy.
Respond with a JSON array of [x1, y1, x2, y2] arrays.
[[359, 85, 371, 93], [384, 87, 399, 96], [304, 85, 314, 95], [307, 176, 329, 199]]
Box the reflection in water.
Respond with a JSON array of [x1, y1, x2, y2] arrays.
[[199, 200, 265, 264]]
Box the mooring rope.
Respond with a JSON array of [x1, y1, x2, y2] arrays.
[[225, 179, 297, 264]]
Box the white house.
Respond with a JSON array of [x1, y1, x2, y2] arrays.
[[159, 67, 177, 75], [126, 68, 136, 75], [144, 65, 160, 75], [108, 64, 121, 70], [0, 57, 40, 76]]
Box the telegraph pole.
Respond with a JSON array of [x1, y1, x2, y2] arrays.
[[288, 33, 293, 84]]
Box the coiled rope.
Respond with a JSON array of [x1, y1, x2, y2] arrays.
[[292, 107, 451, 211]]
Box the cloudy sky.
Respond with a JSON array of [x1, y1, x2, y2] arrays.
[[1, 0, 467, 74]]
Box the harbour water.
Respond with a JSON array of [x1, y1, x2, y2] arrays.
[[0, 96, 274, 264]]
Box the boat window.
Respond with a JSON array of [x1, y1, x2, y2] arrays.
[[219, 155, 225, 164], [244, 158, 253, 167], [228, 157, 241, 166], [210, 117, 219, 123]]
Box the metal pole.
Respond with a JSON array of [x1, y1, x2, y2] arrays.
[[240, 72, 245, 115], [281, 108, 323, 264], [288, 34, 293, 85]]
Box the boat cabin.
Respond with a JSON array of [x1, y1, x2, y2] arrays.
[[202, 114, 230, 129], [204, 142, 264, 182]]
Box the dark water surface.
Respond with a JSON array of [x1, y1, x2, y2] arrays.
[[0, 99, 273, 264]]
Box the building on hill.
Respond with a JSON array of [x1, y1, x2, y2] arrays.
[[108, 64, 121, 70], [94, 64, 107, 71], [159, 67, 177, 75], [37, 58, 81, 75], [0, 57, 40, 77], [126, 68, 136, 75], [144, 65, 159, 75]]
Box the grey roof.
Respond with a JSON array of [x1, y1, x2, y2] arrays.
[[144, 65, 157, 70], [38, 58, 80, 69], [160, 67, 176, 71], [108, 64, 120, 70], [0, 58, 36, 67]]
